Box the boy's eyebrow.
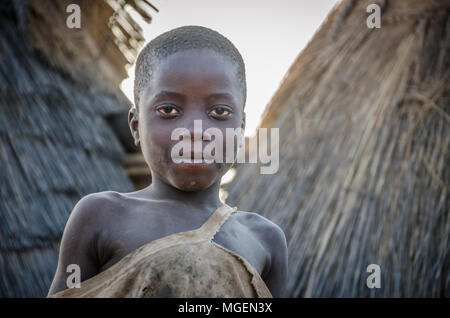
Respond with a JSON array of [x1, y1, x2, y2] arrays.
[[152, 90, 186, 101], [206, 92, 235, 101], [152, 90, 236, 103]]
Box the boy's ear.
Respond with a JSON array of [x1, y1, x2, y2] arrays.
[[128, 107, 140, 147], [241, 111, 246, 130]]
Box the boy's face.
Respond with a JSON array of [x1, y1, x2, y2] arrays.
[[130, 48, 245, 191]]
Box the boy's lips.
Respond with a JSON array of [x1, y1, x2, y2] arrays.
[[178, 158, 213, 164], [175, 158, 215, 170], [175, 157, 215, 164]]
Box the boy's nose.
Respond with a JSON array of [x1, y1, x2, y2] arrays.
[[177, 123, 213, 159], [184, 119, 211, 141], [187, 128, 212, 142]]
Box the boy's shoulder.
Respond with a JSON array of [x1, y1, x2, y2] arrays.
[[69, 190, 126, 225], [234, 209, 287, 252], [73, 190, 121, 212], [235, 209, 284, 233]]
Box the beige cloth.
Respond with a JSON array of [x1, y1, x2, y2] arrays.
[[49, 204, 273, 298]]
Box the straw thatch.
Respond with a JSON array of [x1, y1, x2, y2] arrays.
[[0, 0, 156, 297], [224, 0, 450, 297]]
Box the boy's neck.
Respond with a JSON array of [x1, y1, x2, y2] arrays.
[[145, 174, 223, 212]]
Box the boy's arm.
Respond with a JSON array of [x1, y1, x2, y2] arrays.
[[263, 224, 288, 298], [47, 194, 104, 296]]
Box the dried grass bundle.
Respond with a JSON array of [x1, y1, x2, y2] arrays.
[[225, 0, 450, 297]]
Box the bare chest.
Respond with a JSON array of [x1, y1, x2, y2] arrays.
[[99, 211, 269, 278]]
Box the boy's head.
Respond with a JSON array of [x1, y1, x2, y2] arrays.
[[129, 25, 247, 192], [133, 25, 246, 111]]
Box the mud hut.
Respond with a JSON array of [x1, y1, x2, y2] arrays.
[[224, 0, 450, 297], [0, 0, 157, 297]]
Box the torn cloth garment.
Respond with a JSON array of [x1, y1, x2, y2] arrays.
[[48, 204, 273, 298]]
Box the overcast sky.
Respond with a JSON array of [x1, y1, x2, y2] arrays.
[[120, 0, 340, 136]]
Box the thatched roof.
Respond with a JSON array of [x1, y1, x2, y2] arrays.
[[27, 0, 158, 94], [0, 0, 156, 297], [224, 0, 450, 297]]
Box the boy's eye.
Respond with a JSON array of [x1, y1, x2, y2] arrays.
[[209, 106, 232, 118], [156, 105, 180, 116]]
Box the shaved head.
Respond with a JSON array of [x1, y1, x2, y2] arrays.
[[133, 25, 246, 110]]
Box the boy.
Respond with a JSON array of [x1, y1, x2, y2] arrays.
[[48, 25, 288, 298]]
